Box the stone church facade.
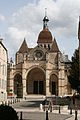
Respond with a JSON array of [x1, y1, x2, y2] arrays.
[[7, 15, 72, 98]]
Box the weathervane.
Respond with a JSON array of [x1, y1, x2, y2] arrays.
[[45, 8, 47, 16], [43, 8, 49, 29]]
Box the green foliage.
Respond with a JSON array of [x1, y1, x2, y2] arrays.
[[0, 105, 18, 120], [68, 49, 80, 92]]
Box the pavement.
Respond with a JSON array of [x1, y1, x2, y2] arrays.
[[16, 108, 80, 120], [14, 108, 80, 120], [10, 99, 80, 120], [8, 95, 80, 120]]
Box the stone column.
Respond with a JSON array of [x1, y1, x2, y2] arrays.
[[46, 70, 50, 96], [23, 79, 27, 97], [22, 68, 27, 98], [46, 79, 50, 96], [58, 63, 65, 96]]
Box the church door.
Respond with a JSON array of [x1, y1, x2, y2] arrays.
[[33, 81, 44, 94], [17, 83, 23, 98], [34, 81, 38, 94], [39, 81, 43, 94], [52, 81, 56, 95]]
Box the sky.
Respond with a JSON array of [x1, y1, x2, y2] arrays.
[[0, 0, 79, 61]]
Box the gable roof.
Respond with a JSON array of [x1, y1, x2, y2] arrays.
[[18, 38, 28, 53], [50, 37, 59, 52]]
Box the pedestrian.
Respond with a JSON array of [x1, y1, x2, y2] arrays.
[[49, 100, 52, 112], [42, 99, 46, 111], [72, 94, 75, 105]]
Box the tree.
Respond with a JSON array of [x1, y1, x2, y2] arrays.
[[0, 105, 18, 120], [68, 49, 80, 93]]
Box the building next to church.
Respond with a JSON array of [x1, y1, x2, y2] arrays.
[[0, 37, 7, 103], [7, 14, 73, 98]]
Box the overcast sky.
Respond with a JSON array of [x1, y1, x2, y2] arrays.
[[0, 0, 79, 60]]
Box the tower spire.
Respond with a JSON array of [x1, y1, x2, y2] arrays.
[[43, 8, 49, 29]]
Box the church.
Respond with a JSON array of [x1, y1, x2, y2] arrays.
[[7, 14, 73, 98]]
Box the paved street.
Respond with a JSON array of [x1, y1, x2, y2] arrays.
[[12, 99, 43, 109], [17, 112, 72, 120], [11, 99, 73, 120]]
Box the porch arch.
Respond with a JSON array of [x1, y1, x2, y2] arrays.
[[26, 67, 46, 95], [14, 74, 23, 98], [49, 74, 58, 95]]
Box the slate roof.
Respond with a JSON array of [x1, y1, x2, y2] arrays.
[[18, 38, 28, 53], [50, 37, 59, 52]]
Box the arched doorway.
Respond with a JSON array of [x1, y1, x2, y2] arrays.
[[50, 74, 58, 95], [14, 74, 23, 98], [27, 68, 45, 95]]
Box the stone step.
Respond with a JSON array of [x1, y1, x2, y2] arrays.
[[24, 95, 45, 100]]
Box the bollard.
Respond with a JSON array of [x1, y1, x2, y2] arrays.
[[11, 100, 12, 104], [40, 104, 43, 110], [70, 108, 72, 114], [59, 105, 60, 114], [43, 105, 45, 111], [20, 112, 23, 120], [75, 110, 78, 120], [8, 101, 9, 106], [5, 101, 7, 105], [13, 100, 14, 104], [46, 111, 48, 120], [50, 106, 52, 112], [2, 101, 3, 105]]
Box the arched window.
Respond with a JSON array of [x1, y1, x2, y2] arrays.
[[48, 44, 50, 50], [40, 44, 42, 47], [44, 44, 46, 48], [14, 74, 23, 98]]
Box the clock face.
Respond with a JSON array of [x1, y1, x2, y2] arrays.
[[34, 50, 43, 59]]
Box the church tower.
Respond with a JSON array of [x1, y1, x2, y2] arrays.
[[37, 10, 52, 50], [78, 16, 80, 80], [7, 12, 72, 98]]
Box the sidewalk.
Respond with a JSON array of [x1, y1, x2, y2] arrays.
[[66, 110, 80, 120], [15, 107, 80, 120], [12, 100, 80, 120]]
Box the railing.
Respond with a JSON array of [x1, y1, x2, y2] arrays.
[[0, 98, 22, 106]]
